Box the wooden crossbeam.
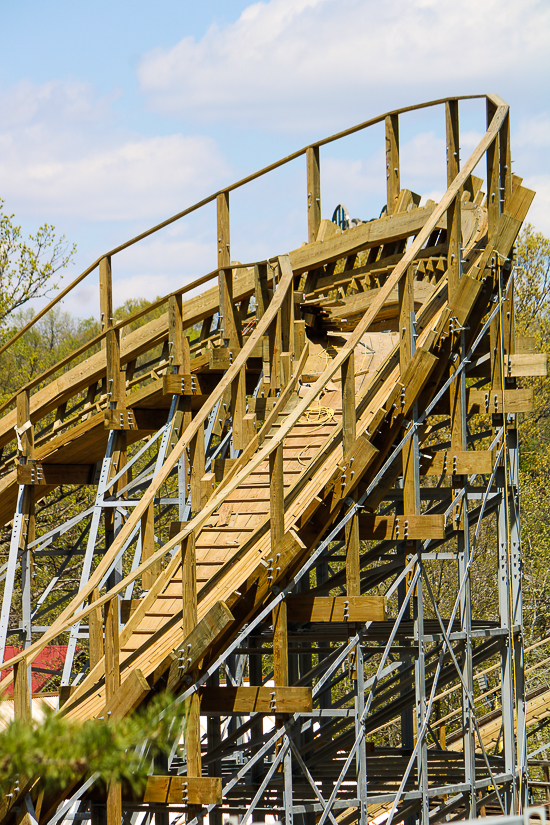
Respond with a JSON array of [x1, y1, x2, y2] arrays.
[[199, 686, 312, 715], [467, 388, 534, 415], [420, 450, 495, 477], [358, 514, 446, 541], [143, 776, 222, 805], [17, 463, 96, 486], [104, 408, 169, 431], [286, 596, 386, 623]]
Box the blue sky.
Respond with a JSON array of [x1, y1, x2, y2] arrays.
[[1, 0, 549, 317]]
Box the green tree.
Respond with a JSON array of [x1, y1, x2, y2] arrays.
[[0, 692, 187, 795], [0, 199, 76, 330]]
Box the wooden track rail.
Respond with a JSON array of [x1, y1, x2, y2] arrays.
[[0, 94, 543, 825]]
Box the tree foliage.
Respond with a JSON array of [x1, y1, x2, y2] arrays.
[[0, 200, 76, 330], [0, 693, 187, 794]]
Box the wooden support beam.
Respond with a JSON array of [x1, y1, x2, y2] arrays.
[[17, 463, 95, 485], [467, 388, 533, 415], [385, 114, 400, 215], [231, 366, 247, 451], [447, 193, 462, 296], [342, 352, 360, 597], [105, 595, 121, 825], [420, 450, 495, 477], [143, 776, 222, 806], [199, 686, 312, 715], [189, 422, 205, 516], [97, 668, 150, 723], [286, 596, 386, 623], [181, 531, 201, 779], [307, 145, 321, 244], [141, 502, 157, 591], [88, 587, 103, 670], [270, 443, 284, 547], [105, 596, 120, 702], [358, 514, 446, 541], [13, 658, 31, 721]]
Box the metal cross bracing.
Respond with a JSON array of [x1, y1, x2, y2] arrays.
[[0, 94, 544, 825]]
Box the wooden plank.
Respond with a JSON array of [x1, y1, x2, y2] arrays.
[[96, 668, 150, 722], [358, 514, 445, 541], [420, 450, 494, 477], [143, 776, 222, 805], [506, 353, 547, 378], [199, 686, 312, 715], [17, 463, 95, 485], [516, 336, 536, 354], [467, 388, 534, 415], [286, 596, 386, 623]]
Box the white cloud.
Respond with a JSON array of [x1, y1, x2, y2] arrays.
[[138, 0, 550, 131], [0, 80, 231, 223]]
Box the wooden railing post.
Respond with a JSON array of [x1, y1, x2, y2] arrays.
[[217, 192, 239, 346], [270, 442, 288, 689], [307, 145, 321, 244], [342, 352, 360, 597], [385, 114, 400, 215], [99, 255, 113, 347], [500, 111, 512, 212], [168, 294, 184, 373], [446, 100, 462, 295], [486, 99, 500, 237]]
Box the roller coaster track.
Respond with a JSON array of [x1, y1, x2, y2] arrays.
[[0, 94, 544, 825]]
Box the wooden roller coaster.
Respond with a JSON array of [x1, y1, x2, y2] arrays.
[[0, 94, 545, 825]]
